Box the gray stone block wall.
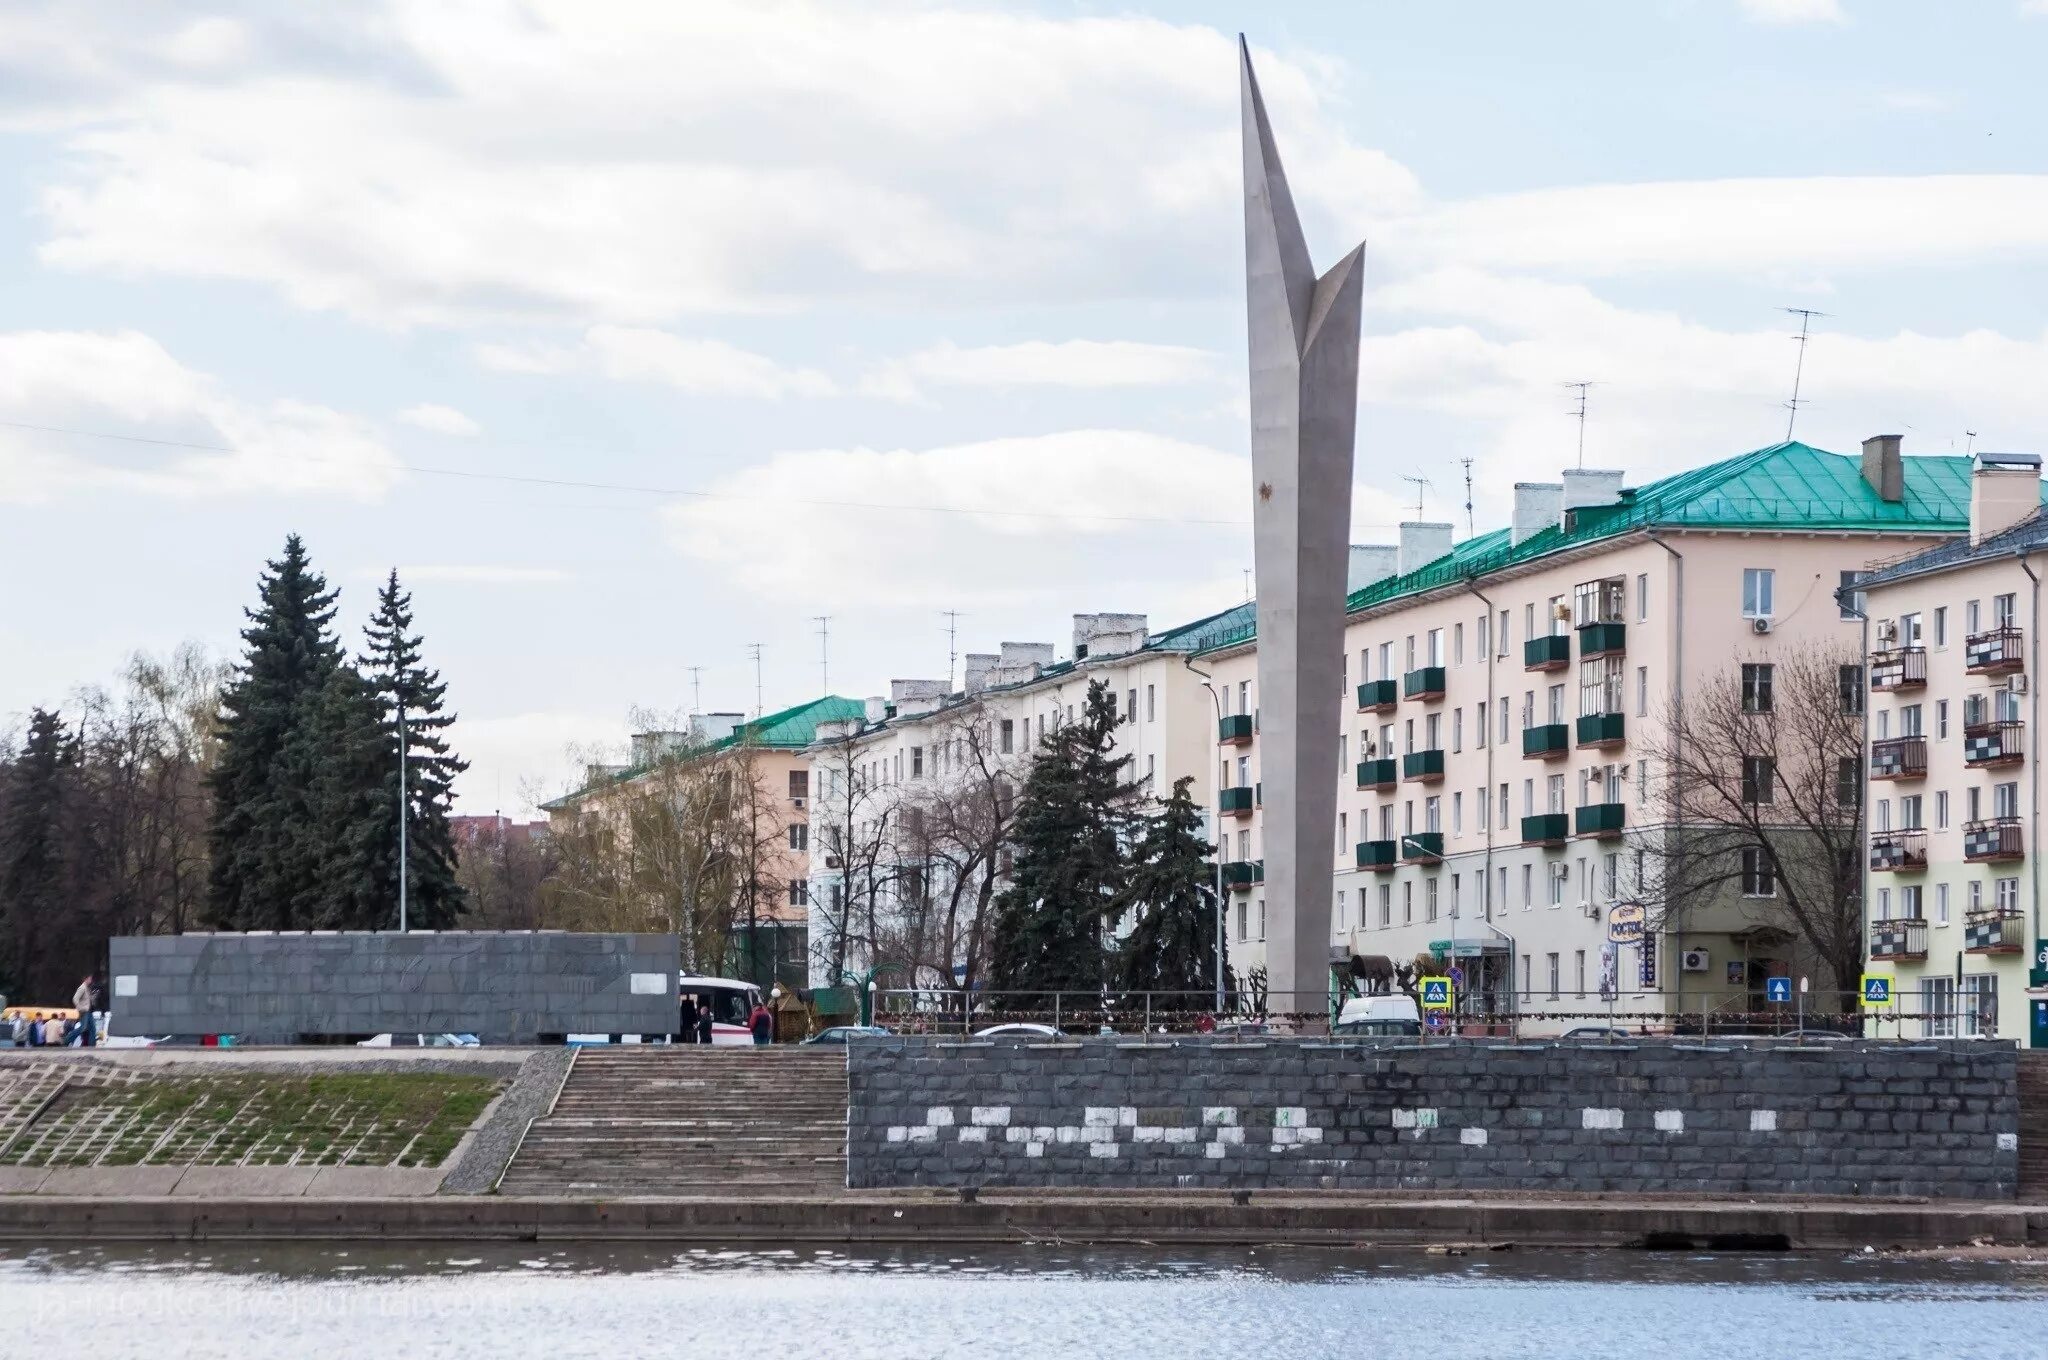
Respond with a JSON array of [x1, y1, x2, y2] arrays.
[[848, 1038, 2021, 1199], [108, 932, 680, 1044]]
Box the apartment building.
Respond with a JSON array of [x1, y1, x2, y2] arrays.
[[1201, 437, 2004, 1026], [1855, 450, 2048, 1043]]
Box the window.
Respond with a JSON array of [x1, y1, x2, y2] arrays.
[[1547, 683, 1567, 724], [1378, 884, 1392, 928], [1838, 665, 1865, 715], [1574, 577, 1625, 626], [1125, 688, 1136, 722], [1454, 622, 1464, 665], [1000, 719, 1014, 754], [1146, 754, 1155, 782], [1900, 703, 1923, 737], [1900, 793, 1923, 829], [1742, 568, 1775, 618], [1258, 900, 1266, 941], [1636, 667, 1649, 717], [1452, 792, 1463, 836], [1521, 864, 1533, 909], [1478, 786, 1490, 831], [1936, 699, 1949, 740], [1406, 635, 1417, 669], [1238, 901, 1249, 942], [1237, 829, 1250, 859], [1425, 794, 1442, 833], [1498, 697, 1510, 744], [1900, 884, 1922, 919], [1996, 592, 2018, 625], [1838, 570, 1865, 620], [1968, 786, 1983, 822], [1995, 780, 2021, 820], [1146, 685, 1155, 722], [1546, 773, 1565, 814], [1237, 680, 1250, 714], [1998, 877, 2021, 913], [788, 823, 808, 852], [1740, 663, 1774, 713], [1876, 886, 1891, 920], [1740, 846, 1777, 897], [1636, 573, 1649, 622], [1426, 877, 1439, 922], [1498, 782, 1509, 830], [1899, 612, 1922, 646], [1428, 629, 1445, 666], [910, 746, 924, 777], [1933, 606, 1948, 647], [788, 770, 809, 800], [1936, 882, 1950, 926], [787, 880, 808, 906], [1601, 853, 1618, 899], [1741, 755, 1776, 805], [1936, 791, 1950, 829], [1497, 610, 1510, 657], [1579, 658, 1622, 717], [1637, 759, 1650, 804], [1969, 879, 1984, 913], [1402, 881, 1413, 925], [1477, 615, 1489, 659], [1497, 866, 1508, 915], [1547, 862, 1566, 906], [1338, 812, 1347, 850], [1547, 953, 1560, 1000], [1966, 599, 1982, 633], [1452, 708, 1463, 753]]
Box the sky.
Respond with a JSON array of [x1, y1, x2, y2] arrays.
[[4, 0, 2048, 814]]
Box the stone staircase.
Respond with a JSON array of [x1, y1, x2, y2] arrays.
[[2017, 1051, 2048, 1200], [496, 1047, 848, 1196]]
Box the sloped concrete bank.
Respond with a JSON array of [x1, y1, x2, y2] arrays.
[[0, 1193, 2040, 1250]]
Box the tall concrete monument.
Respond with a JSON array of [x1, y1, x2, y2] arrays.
[[1240, 38, 1364, 1014]]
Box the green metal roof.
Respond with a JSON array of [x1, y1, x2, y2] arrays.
[[726, 694, 868, 751], [1188, 442, 2031, 655]]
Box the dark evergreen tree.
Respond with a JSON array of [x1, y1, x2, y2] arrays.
[[0, 709, 83, 1001], [988, 679, 1140, 999], [1113, 776, 1226, 1004], [294, 664, 391, 929], [206, 535, 347, 929], [360, 571, 467, 928]]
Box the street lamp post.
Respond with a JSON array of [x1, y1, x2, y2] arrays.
[[397, 699, 408, 933], [1185, 658, 1228, 1014]]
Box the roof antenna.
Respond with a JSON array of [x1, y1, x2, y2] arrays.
[[1401, 475, 1430, 520], [1966, 430, 1979, 458], [1562, 381, 1596, 468], [1780, 308, 1828, 442], [746, 643, 763, 717], [1242, 568, 1252, 602], [813, 616, 831, 694], [1460, 458, 1475, 537], [685, 666, 704, 717], [940, 610, 962, 690]]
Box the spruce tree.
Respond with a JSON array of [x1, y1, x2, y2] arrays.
[[988, 679, 1140, 1001], [293, 664, 391, 929], [359, 571, 467, 929], [207, 535, 347, 930], [0, 709, 79, 1001], [1113, 776, 1226, 1004]]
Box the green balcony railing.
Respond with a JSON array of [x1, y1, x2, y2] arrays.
[[1577, 621, 1627, 658], [1402, 749, 1445, 781], [1523, 634, 1571, 670], [1575, 802, 1626, 837], [1356, 840, 1398, 871], [1522, 723, 1569, 758], [1521, 812, 1568, 845], [1403, 666, 1446, 700], [1220, 859, 1264, 889], [1356, 758, 1396, 790], [1401, 832, 1444, 863], [1356, 678, 1398, 711], [1576, 712, 1625, 747], [1218, 785, 1255, 815], [1218, 713, 1253, 744]]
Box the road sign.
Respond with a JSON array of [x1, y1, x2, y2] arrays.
[[2031, 939, 2048, 989], [1419, 976, 1453, 1010], [1861, 973, 1893, 1007], [1765, 976, 1792, 1004]]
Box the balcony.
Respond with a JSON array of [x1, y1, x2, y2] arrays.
[[1357, 840, 1397, 872], [1403, 666, 1446, 701], [1521, 812, 1569, 847], [1868, 828, 1928, 873], [1402, 748, 1445, 783], [1356, 758, 1396, 792], [1356, 678, 1398, 713], [1869, 646, 1927, 691], [1964, 907, 2025, 955], [1964, 719, 2025, 768], [1576, 712, 1625, 749], [1869, 735, 1927, 781], [1218, 785, 1255, 817], [1577, 621, 1627, 659], [1966, 625, 2025, 675], [1963, 817, 2024, 863], [1401, 832, 1444, 864], [1524, 635, 1571, 671], [1220, 859, 1264, 891], [1575, 802, 1626, 838], [1869, 916, 1928, 962], [1218, 713, 1253, 745], [1522, 723, 1570, 759]]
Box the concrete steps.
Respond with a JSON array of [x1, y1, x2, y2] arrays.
[[497, 1048, 849, 1196]]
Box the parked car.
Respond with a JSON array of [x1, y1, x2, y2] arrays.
[[973, 1023, 1067, 1040], [1208, 1020, 1273, 1038], [803, 1025, 892, 1045], [1557, 1025, 1634, 1040], [1333, 994, 1423, 1037], [357, 1033, 481, 1047]]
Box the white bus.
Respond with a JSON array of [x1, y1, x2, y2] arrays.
[[679, 975, 764, 1046]]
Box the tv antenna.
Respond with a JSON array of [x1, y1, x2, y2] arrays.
[[940, 610, 962, 690], [746, 643, 763, 717], [685, 666, 704, 717], [1563, 381, 1597, 468], [813, 616, 831, 694], [1401, 475, 1431, 520], [1966, 429, 1979, 457], [1780, 308, 1828, 441], [1242, 568, 1252, 602], [1460, 459, 1475, 537]]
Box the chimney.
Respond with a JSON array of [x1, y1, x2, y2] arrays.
[[688, 712, 743, 745], [1561, 468, 1624, 512], [1970, 451, 2043, 546], [993, 641, 1054, 685], [889, 678, 949, 716], [1860, 434, 1904, 504], [1397, 522, 1454, 576], [1512, 483, 1563, 546], [1347, 544, 1398, 592], [863, 695, 888, 724], [963, 652, 999, 694], [1072, 613, 1149, 660]]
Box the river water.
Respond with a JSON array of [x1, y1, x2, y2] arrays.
[[5, 1242, 2047, 1358]]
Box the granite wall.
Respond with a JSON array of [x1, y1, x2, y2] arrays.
[[108, 932, 680, 1044], [847, 1037, 2021, 1199]]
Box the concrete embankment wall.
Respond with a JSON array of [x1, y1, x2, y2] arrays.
[[847, 1038, 2021, 1199]]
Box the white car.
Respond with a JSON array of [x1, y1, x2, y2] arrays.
[[972, 1023, 1067, 1040]]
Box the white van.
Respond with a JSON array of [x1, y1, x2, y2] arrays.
[[678, 975, 764, 1046], [1334, 994, 1423, 1037]]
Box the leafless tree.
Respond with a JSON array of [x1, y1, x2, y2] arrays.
[[455, 822, 556, 930], [806, 725, 898, 983]]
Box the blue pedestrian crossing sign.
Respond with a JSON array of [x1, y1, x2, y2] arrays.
[[1765, 976, 1792, 1004], [1419, 976, 1454, 1011], [1861, 973, 1893, 1007]]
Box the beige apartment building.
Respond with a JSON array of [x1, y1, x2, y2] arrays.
[[1854, 451, 2048, 1044], [1198, 437, 2010, 1027]]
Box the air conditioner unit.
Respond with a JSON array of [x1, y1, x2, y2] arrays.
[[1749, 617, 1772, 636], [1681, 948, 1711, 973], [1554, 603, 1573, 621], [2013, 675, 2030, 696], [791, 797, 806, 810], [1581, 901, 1600, 920], [824, 855, 843, 869], [1876, 619, 1898, 643]]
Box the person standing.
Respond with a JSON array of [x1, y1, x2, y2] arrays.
[[747, 1000, 773, 1046], [678, 993, 700, 1045], [695, 998, 714, 1047], [73, 974, 96, 1048]]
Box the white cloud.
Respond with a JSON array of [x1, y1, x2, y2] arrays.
[[863, 339, 1217, 401], [1736, 0, 1845, 23], [397, 402, 481, 436], [362, 565, 573, 585], [0, 328, 398, 503], [476, 326, 835, 398]]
